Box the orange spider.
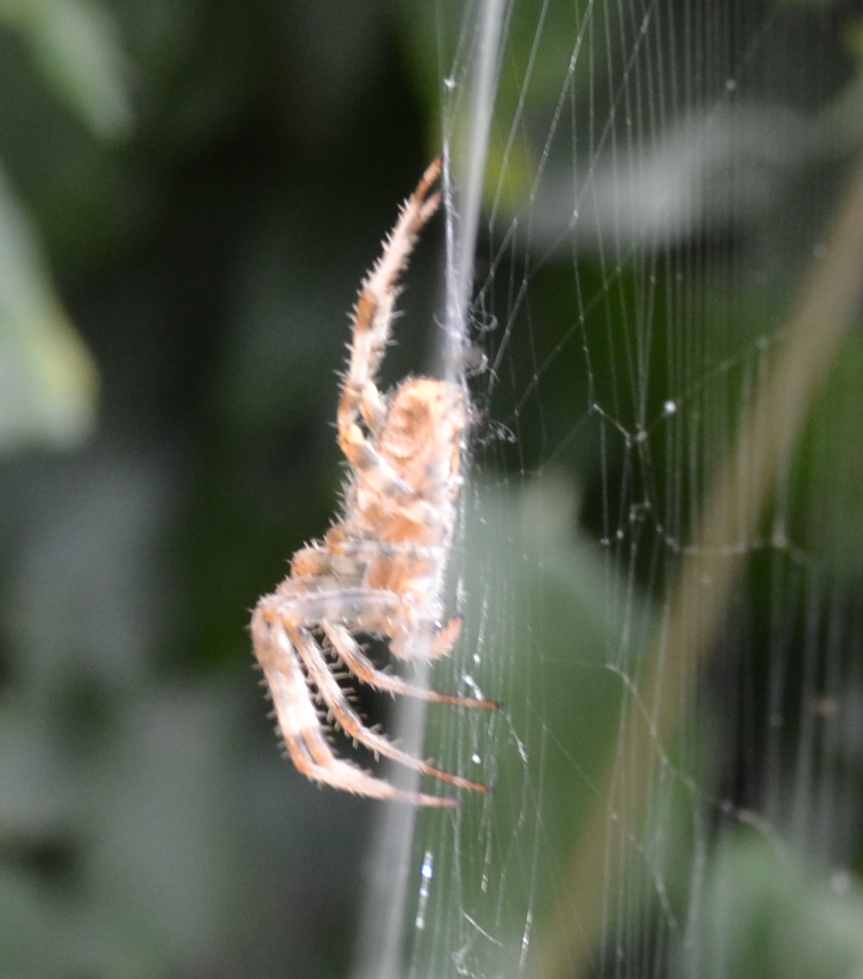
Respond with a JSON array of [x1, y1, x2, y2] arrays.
[[251, 159, 497, 807]]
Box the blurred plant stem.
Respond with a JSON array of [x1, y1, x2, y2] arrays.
[[537, 149, 863, 978]]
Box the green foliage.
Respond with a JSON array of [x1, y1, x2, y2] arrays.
[[0, 0, 131, 139], [0, 0, 132, 450], [0, 168, 97, 451], [683, 835, 863, 979]]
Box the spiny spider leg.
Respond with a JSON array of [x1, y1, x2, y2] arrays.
[[288, 623, 488, 794], [252, 609, 456, 807], [323, 622, 499, 710], [290, 539, 445, 584], [262, 590, 477, 665], [389, 616, 466, 661], [261, 587, 400, 632], [337, 158, 442, 491]]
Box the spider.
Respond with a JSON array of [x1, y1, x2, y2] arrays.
[[251, 158, 497, 807]]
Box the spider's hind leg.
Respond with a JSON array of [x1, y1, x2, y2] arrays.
[[389, 615, 465, 662], [323, 622, 498, 710], [286, 621, 488, 796], [251, 606, 457, 807]]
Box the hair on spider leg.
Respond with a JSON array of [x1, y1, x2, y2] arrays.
[[318, 699, 371, 740]]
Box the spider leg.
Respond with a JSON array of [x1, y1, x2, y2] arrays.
[[327, 535, 446, 563], [264, 585, 400, 634], [290, 541, 368, 582], [288, 621, 488, 795], [431, 616, 464, 658], [289, 543, 332, 579], [337, 159, 442, 489], [265, 587, 468, 664], [251, 608, 456, 807], [389, 616, 468, 661], [294, 535, 446, 585], [323, 622, 499, 710]]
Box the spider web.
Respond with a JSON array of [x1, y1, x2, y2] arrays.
[[355, 3, 863, 978]]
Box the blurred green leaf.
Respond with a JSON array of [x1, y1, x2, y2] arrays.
[[0, 165, 97, 451], [0, 0, 131, 139], [682, 835, 863, 979]]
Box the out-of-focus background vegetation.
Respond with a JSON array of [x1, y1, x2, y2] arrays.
[[4, 2, 863, 978], [0, 4, 453, 975]]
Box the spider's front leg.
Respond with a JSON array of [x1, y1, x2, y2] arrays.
[[337, 159, 442, 492]]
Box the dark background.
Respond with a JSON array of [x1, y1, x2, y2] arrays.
[[0, 5, 446, 976]]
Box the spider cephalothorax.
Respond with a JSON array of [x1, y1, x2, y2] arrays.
[[251, 159, 497, 807]]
